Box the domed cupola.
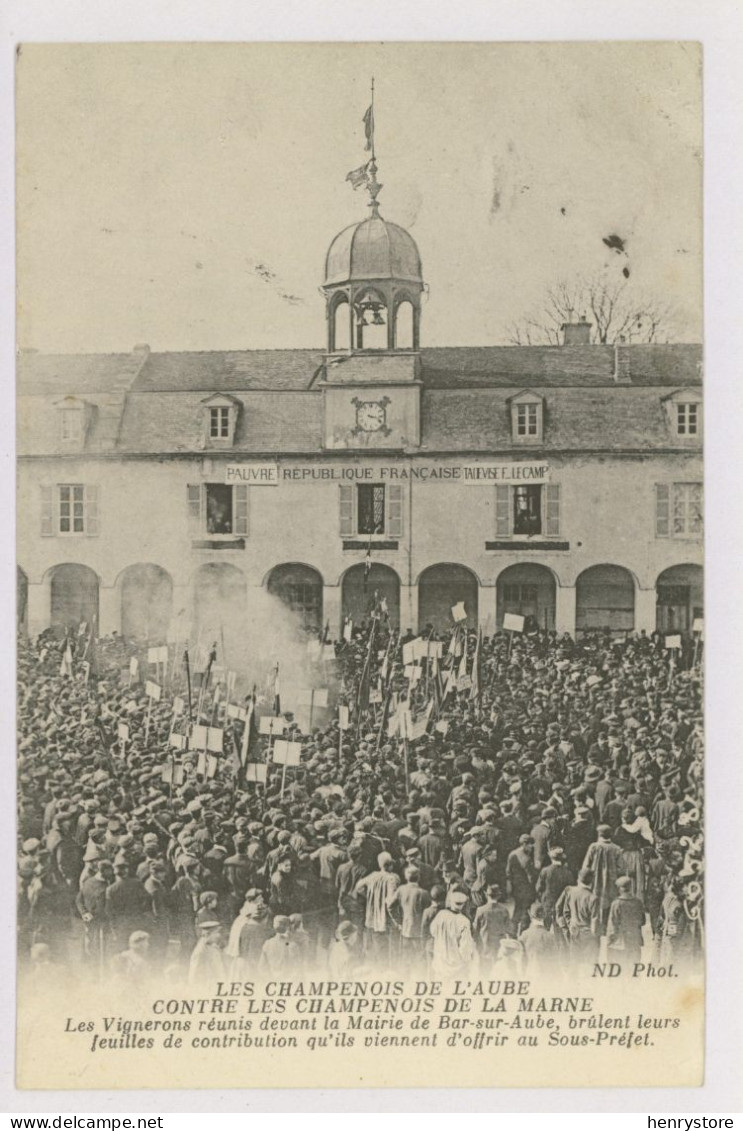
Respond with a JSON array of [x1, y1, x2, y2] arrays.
[[322, 153, 424, 353]]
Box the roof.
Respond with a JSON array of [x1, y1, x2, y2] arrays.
[[17, 343, 703, 396], [16, 342, 703, 458], [134, 350, 325, 393], [324, 216, 423, 288], [116, 392, 323, 454], [419, 344, 703, 388], [418, 386, 696, 452], [16, 350, 147, 395]]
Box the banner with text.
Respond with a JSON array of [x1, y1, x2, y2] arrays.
[[226, 462, 550, 485]]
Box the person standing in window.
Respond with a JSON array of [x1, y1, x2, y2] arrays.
[[206, 493, 231, 534]]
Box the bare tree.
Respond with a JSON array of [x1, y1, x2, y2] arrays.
[[506, 273, 679, 345]]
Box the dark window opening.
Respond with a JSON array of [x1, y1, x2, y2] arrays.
[[206, 484, 233, 534], [357, 484, 385, 535], [513, 485, 542, 535], [676, 403, 699, 436], [503, 584, 538, 606]]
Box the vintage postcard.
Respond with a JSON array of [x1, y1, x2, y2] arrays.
[[15, 41, 704, 1090]]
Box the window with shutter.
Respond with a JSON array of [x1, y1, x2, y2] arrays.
[[40, 485, 54, 536], [387, 484, 403, 538], [544, 484, 560, 536], [234, 484, 249, 535], [495, 485, 510, 536], [655, 484, 670, 537], [339, 484, 355, 536], [85, 485, 99, 536]]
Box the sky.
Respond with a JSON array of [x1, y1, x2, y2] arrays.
[[16, 41, 703, 353]]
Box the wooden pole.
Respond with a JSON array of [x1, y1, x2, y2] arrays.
[[402, 736, 410, 795], [144, 697, 152, 745], [184, 650, 193, 723], [692, 632, 701, 670]]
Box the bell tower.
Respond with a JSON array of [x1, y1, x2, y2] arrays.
[[319, 106, 424, 450], [322, 158, 424, 355]]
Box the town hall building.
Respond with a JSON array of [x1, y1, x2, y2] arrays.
[[17, 163, 703, 655]]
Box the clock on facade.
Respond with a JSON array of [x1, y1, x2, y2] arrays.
[[351, 396, 391, 435]]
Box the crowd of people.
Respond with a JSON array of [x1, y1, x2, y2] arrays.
[[17, 610, 704, 987]]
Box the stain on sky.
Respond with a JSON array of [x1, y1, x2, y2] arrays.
[[253, 262, 277, 284], [249, 260, 305, 305], [602, 233, 630, 278], [603, 234, 627, 254]]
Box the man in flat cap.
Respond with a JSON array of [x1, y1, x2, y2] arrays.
[[582, 825, 624, 934], [554, 867, 600, 970], [76, 858, 110, 962], [472, 883, 511, 971], [606, 875, 646, 968], [536, 845, 573, 933], [354, 851, 401, 965], [260, 915, 301, 976], [430, 888, 476, 978], [506, 834, 537, 935], [105, 860, 151, 950], [387, 863, 431, 971], [188, 920, 225, 986]]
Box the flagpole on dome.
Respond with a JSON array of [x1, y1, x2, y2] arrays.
[[345, 77, 382, 213], [364, 77, 382, 217]]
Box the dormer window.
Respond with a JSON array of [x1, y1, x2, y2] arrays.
[[54, 396, 90, 447], [661, 389, 702, 439], [201, 394, 241, 447], [516, 403, 539, 438], [676, 402, 699, 436], [509, 390, 544, 444], [60, 407, 83, 443]]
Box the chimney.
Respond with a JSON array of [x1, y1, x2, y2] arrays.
[[561, 317, 591, 346], [613, 335, 632, 384]]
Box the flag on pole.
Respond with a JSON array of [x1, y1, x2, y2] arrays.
[[59, 641, 74, 678], [240, 698, 255, 766], [409, 700, 434, 741], [470, 630, 483, 702], [457, 637, 468, 680], [346, 162, 370, 190], [363, 104, 374, 151], [356, 619, 377, 715]]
